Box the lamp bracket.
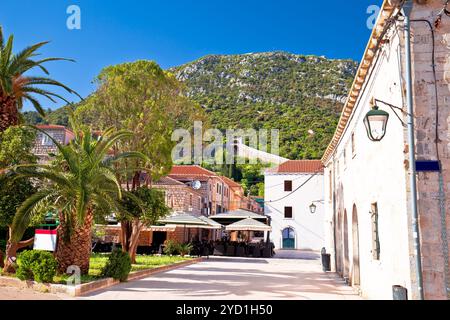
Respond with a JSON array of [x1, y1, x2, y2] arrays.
[[374, 99, 409, 127]]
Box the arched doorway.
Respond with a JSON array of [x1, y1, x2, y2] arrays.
[[282, 227, 295, 249], [343, 210, 349, 281], [352, 205, 361, 286]]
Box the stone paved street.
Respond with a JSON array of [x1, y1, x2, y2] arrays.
[[82, 251, 361, 300]]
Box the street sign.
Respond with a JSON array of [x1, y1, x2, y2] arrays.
[[33, 229, 57, 251], [416, 160, 441, 172]]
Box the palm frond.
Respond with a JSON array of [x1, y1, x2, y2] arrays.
[[28, 125, 79, 172], [25, 77, 82, 99], [22, 86, 72, 104], [0, 26, 4, 51], [8, 42, 49, 73], [92, 130, 134, 164], [21, 94, 45, 116], [10, 189, 56, 242], [15, 166, 73, 189], [0, 34, 13, 70]]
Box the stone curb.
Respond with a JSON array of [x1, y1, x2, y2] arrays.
[[0, 257, 203, 297]]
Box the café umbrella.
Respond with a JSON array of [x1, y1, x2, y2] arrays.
[[225, 218, 272, 243], [158, 214, 222, 242]]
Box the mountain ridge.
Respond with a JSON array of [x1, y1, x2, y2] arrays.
[[24, 51, 358, 159]]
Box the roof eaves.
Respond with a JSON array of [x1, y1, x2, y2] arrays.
[[321, 0, 399, 164]]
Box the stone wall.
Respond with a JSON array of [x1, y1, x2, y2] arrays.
[[155, 185, 203, 215], [410, 0, 450, 300], [32, 129, 66, 163]]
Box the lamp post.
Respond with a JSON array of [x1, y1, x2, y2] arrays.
[[309, 200, 324, 214]]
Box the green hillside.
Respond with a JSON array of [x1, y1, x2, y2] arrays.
[[24, 52, 357, 159]]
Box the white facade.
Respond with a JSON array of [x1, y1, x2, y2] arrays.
[[322, 0, 450, 300], [264, 172, 325, 251]]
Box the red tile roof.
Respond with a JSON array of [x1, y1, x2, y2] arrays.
[[267, 160, 323, 174], [36, 125, 67, 130], [169, 165, 217, 177], [153, 176, 186, 186], [221, 176, 242, 188]]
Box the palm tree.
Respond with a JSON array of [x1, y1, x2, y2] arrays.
[[0, 26, 80, 132], [7, 119, 147, 274]]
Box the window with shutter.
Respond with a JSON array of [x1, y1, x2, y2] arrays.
[[371, 203, 380, 260], [284, 180, 293, 192], [284, 206, 293, 219]]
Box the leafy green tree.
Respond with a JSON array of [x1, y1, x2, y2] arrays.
[[9, 119, 147, 274], [75, 60, 206, 256], [0, 126, 37, 271], [119, 187, 170, 263], [0, 26, 80, 132]]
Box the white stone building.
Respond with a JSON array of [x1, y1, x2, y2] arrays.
[[264, 160, 325, 251], [322, 0, 450, 300]]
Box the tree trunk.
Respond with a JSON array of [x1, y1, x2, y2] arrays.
[[2, 227, 34, 273], [0, 249, 4, 268], [128, 218, 144, 264], [0, 95, 19, 132], [55, 209, 94, 275], [120, 220, 132, 252]]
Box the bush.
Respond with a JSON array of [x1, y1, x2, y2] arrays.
[[163, 240, 180, 255], [178, 243, 193, 257], [101, 249, 131, 282], [16, 250, 57, 283]]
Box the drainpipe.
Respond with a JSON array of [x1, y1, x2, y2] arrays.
[[332, 156, 338, 272], [403, 0, 424, 300]]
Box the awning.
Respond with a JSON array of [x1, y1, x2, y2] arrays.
[[210, 209, 265, 220], [209, 209, 269, 225], [158, 214, 222, 229], [197, 216, 223, 229], [225, 218, 272, 232]]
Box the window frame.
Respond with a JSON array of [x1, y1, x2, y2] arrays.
[[284, 206, 293, 219], [284, 180, 293, 192]]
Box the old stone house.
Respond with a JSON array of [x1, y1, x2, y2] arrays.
[[153, 176, 204, 215], [32, 125, 75, 163], [264, 160, 325, 251], [323, 0, 450, 300]]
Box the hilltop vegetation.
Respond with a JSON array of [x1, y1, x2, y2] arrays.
[[169, 52, 357, 159], [24, 52, 357, 159]]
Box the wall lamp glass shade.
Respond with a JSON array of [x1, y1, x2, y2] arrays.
[[309, 203, 317, 214], [363, 106, 390, 142]]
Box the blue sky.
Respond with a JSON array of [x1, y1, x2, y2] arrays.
[[1, 0, 382, 111]]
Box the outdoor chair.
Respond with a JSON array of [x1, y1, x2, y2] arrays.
[[252, 245, 262, 257], [226, 244, 236, 256], [236, 246, 246, 257], [213, 245, 225, 256]]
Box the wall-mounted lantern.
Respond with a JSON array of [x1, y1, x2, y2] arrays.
[[363, 106, 390, 142], [309, 200, 324, 214]]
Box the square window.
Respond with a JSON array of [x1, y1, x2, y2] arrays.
[[41, 133, 53, 146], [284, 180, 293, 192], [284, 206, 293, 219]]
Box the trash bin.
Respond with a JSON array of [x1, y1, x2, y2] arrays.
[[392, 285, 408, 300], [321, 248, 331, 272]]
